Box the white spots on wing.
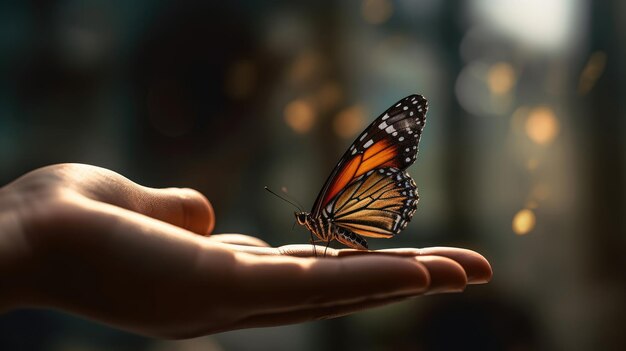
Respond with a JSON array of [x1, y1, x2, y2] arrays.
[[359, 132, 368, 141], [385, 125, 396, 133], [378, 121, 388, 129], [410, 112, 414, 116], [408, 130, 413, 134], [326, 202, 333, 213], [363, 139, 374, 148], [399, 136, 404, 141], [351, 148, 357, 155], [405, 147, 410, 152], [405, 157, 411, 162], [396, 103, 401, 107], [412, 100, 418, 104], [403, 106, 408, 111], [382, 113, 390, 120], [392, 132, 398, 136], [413, 146, 417, 149]]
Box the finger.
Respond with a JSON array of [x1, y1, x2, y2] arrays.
[[207, 234, 271, 247], [230, 294, 412, 331], [337, 247, 492, 284], [70, 166, 215, 235], [277, 244, 340, 257], [204, 244, 339, 256], [223, 255, 470, 330], [227, 253, 431, 314], [416, 247, 492, 284], [138, 187, 215, 235], [415, 256, 467, 294]]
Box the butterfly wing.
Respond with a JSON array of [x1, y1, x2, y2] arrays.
[[311, 94, 427, 217], [321, 167, 418, 238]]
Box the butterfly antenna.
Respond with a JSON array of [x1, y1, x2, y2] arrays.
[[264, 186, 303, 212], [278, 186, 305, 211]]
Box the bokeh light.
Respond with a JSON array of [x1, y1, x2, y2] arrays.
[[289, 50, 321, 85], [512, 208, 536, 235], [284, 99, 316, 134], [456, 60, 513, 116], [487, 62, 516, 95], [525, 106, 559, 145], [471, 0, 581, 52], [361, 0, 394, 25], [315, 81, 343, 112], [578, 51, 607, 95], [333, 105, 366, 139]]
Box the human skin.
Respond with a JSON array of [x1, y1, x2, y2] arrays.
[[0, 164, 492, 338]]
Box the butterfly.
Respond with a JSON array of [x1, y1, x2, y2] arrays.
[[294, 94, 428, 251]]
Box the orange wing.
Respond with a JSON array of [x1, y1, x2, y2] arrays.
[[321, 167, 418, 238], [311, 94, 427, 216], [317, 139, 402, 210]]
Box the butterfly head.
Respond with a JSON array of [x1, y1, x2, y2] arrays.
[[295, 212, 310, 225]]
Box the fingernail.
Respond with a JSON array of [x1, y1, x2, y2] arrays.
[[467, 264, 493, 284], [467, 276, 491, 284]]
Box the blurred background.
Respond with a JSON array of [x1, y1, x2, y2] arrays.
[[1, 0, 625, 350]]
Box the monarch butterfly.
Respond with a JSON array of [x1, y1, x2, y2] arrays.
[[294, 94, 428, 251]]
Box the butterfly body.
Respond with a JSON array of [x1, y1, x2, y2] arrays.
[[295, 211, 369, 249], [295, 94, 428, 250]]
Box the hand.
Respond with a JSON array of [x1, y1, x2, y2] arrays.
[[0, 164, 492, 338]]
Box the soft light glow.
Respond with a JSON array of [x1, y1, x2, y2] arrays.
[[284, 100, 315, 134], [578, 51, 607, 95], [525, 106, 559, 145], [512, 209, 535, 235], [472, 0, 581, 52], [487, 62, 516, 95], [456, 60, 512, 116], [316, 82, 343, 112], [289, 51, 320, 85], [362, 0, 393, 25], [334, 105, 366, 139]]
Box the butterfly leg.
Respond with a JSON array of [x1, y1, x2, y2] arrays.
[[309, 232, 318, 257], [323, 238, 332, 257], [336, 229, 369, 250]]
